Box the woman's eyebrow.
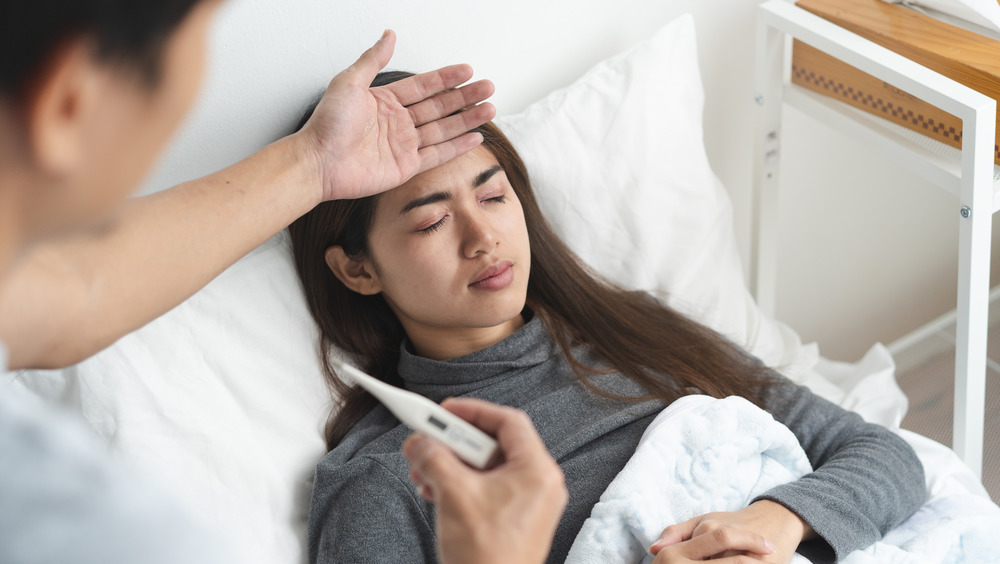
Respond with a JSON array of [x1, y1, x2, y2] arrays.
[[399, 166, 504, 215], [473, 165, 503, 188], [400, 192, 452, 215]]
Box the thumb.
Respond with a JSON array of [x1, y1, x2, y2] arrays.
[[346, 29, 396, 85], [648, 518, 698, 556], [402, 433, 470, 502]]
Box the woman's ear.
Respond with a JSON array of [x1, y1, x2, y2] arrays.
[[325, 246, 383, 295]]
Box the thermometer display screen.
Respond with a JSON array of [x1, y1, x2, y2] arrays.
[[427, 415, 448, 431]]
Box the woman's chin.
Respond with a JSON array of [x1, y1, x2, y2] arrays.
[[449, 301, 527, 334], [481, 296, 528, 326]]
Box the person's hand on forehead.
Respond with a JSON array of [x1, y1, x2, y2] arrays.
[[298, 29, 496, 203], [0, 26, 496, 372]]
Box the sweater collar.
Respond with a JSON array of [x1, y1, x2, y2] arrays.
[[397, 315, 555, 400]]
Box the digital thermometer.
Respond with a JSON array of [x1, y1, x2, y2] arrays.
[[332, 359, 499, 469]]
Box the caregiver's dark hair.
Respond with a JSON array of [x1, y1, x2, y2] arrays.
[[289, 72, 778, 450], [0, 0, 206, 98]]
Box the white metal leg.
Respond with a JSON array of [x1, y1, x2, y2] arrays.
[[751, 9, 786, 319], [954, 102, 994, 479], [754, 0, 994, 477]]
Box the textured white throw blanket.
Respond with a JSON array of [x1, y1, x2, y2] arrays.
[[565, 395, 811, 564], [566, 395, 1000, 564]]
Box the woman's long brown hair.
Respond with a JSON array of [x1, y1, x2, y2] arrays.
[[289, 72, 777, 450]]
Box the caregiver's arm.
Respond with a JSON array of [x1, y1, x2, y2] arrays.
[[403, 398, 569, 564], [0, 30, 495, 370]]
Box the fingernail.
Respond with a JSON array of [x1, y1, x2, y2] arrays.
[[380, 29, 390, 40], [647, 541, 664, 555], [764, 539, 777, 553]]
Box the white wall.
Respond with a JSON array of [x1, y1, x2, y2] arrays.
[[141, 0, 1000, 361]]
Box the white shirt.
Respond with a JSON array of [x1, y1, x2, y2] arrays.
[[0, 342, 233, 564]]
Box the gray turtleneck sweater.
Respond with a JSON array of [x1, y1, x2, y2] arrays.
[[308, 316, 925, 564]]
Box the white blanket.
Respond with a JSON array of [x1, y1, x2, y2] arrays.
[[566, 396, 1000, 564]]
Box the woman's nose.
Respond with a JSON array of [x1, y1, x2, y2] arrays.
[[461, 214, 497, 258]]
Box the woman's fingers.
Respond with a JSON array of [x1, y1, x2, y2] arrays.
[[651, 524, 776, 562], [656, 556, 772, 564], [688, 525, 775, 558], [649, 519, 698, 555]]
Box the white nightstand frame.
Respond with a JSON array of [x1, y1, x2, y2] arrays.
[[752, 0, 997, 478]]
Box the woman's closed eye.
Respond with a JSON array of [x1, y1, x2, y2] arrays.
[[416, 193, 508, 235], [480, 188, 508, 205], [418, 215, 449, 234]]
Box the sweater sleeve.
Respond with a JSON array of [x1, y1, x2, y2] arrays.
[[754, 377, 926, 563], [309, 456, 437, 564]]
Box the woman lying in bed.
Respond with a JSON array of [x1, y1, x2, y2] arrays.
[[289, 71, 925, 564]]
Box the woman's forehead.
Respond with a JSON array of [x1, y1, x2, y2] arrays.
[[381, 146, 500, 205]]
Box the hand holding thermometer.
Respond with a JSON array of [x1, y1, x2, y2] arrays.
[[332, 359, 499, 469]]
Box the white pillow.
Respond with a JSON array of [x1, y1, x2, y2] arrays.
[[13, 13, 816, 564], [495, 14, 816, 376]]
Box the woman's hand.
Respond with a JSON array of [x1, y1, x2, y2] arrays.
[[295, 30, 496, 203], [648, 500, 813, 563], [402, 398, 568, 564]]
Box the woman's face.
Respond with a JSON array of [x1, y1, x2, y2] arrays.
[[362, 145, 531, 356]]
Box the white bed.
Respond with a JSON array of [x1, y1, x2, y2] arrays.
[[11, 13, 999, 564]]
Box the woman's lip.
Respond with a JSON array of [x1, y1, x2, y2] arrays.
[[470, 261, 514, 290]]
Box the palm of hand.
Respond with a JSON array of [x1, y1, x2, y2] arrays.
[[310, 84, 421, 201], [295, 31, 495, 204]]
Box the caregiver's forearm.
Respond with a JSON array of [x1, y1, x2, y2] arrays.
[[0, 134, 322, 370]]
